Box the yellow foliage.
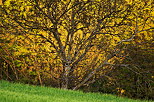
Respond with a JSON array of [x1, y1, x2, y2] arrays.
[[77, 23, 84, 29], [0, 0, 2, 5], [116, 88, 125, 95]]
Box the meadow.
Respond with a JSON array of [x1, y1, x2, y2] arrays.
[[0, 80, 153, 102]]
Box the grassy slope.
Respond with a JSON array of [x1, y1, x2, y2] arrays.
[[0, 80, 153, 102]]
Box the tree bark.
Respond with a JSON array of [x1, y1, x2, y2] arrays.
[[61, 64, 71, 89]]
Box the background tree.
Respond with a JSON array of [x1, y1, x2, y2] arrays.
[[84, 0, 154, 99]]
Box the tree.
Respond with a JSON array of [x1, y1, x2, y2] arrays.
[[0, 0, 153, 90], [96, 39, 154, 99]]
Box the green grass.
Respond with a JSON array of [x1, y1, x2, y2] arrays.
[[0, 80, 153, 102]]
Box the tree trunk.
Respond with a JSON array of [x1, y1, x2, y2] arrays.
[[61, 64, 71, 89]]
